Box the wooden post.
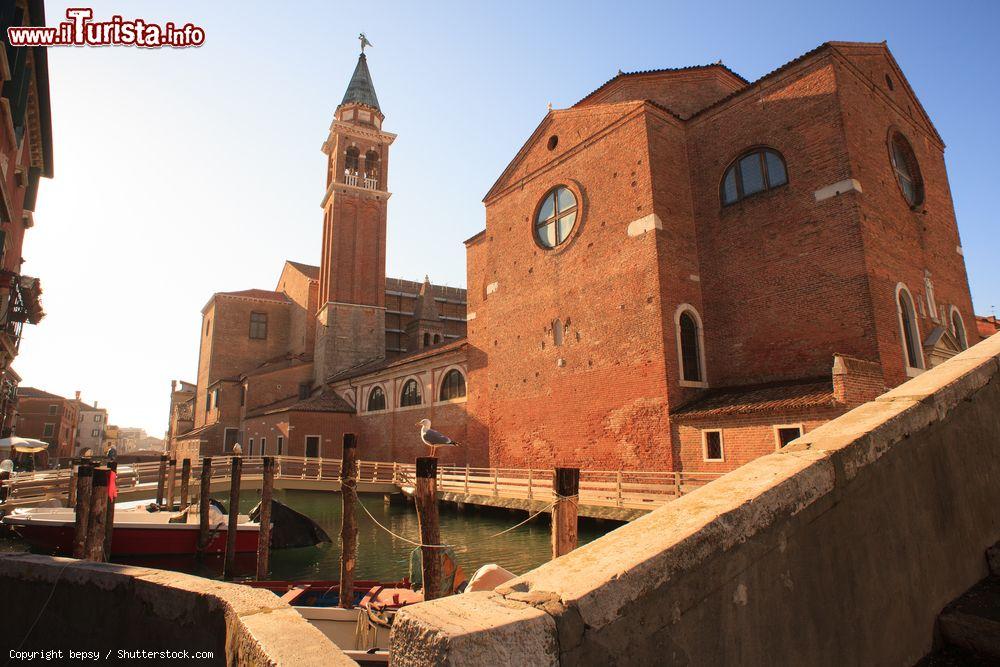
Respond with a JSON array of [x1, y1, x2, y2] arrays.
[[616, 471, 623, 508], [103, 461, 117, 560], [414, 456, 442, 601], [84, 468, 110, 561], [66, 458, 78, 508], [179, 459, 191, 510], [256, 456, 275, 580], [71, 464, 94, 558], [0, 469, 10, 503], [155, 454, 168, 507], [198, 457, 212, 553], [166, 458, 177, 510], [339, 434, 359, 608], [223, 456, 242, 580], [527, 469, 534, 500], [493, 469, 499, 497], [551, 467, 579, 559]]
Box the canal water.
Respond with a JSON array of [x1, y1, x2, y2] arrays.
[[1, 490, 619, 583]]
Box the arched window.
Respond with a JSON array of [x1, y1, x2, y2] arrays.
[[345, 147, 360, 174], [675, 306, 705, 385], [897, 285, 923, 372], [433, 334, 441, 344], [889, 132, 923, 207], [535, 186, 578, 249], [721, 148, 788, 205], [400, 379, 422, 407], [439, 369, 466, 401], [365, 150, 380, 181], [951, 308, 968, 350], [366, 385, 386, 412]]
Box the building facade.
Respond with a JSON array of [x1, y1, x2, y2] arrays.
[[15, 387, 78, 462], [0, 2, 54, 430], [71, 392, 108, 456], [174, 41, 981, 475]]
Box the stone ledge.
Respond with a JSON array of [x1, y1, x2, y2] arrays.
[[0, 554, 350, 666]]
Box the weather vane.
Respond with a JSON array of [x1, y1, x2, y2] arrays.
[[359, 33, 373, 54]]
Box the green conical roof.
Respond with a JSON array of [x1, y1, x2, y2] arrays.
[[341, 53, 380, 111]]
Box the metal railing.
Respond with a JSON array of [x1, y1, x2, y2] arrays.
[[0, 455, 723, 511]]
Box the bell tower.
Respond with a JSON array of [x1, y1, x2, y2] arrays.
[[314, 40, 396, 384]]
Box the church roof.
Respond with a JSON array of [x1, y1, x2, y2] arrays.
[[341, 53, 380, 111], [284, 260, 319, 280], [672, 377, 837, 418], [217, 289, 291, 303]]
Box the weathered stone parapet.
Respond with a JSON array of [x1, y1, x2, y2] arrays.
[[0, 554, 351, 666], [391, 334, 1000, 665]]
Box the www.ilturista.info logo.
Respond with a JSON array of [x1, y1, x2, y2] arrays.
[[7, 8, 205, 48]]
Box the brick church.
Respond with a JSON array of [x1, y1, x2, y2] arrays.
[[169, 40, 980, 474]]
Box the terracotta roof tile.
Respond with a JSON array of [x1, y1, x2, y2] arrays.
[[217, 289, 291, 303], [672, 377, 838, 418], [245, 390, 354, 418], [285, 261, 319, 280]]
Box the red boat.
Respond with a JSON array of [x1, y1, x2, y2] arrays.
[[1, 501, 259, 556]]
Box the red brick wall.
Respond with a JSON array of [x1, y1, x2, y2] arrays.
[[355, 401, 471, 466], [16, 397, 78, 461], [242, 411, 354, 459], [673, 408, 843, 473], [243, 363, 314, 415], [577, 68, 745, 118], [686, 57, 879, 387], [470, 108, 673, 469], [832, 49, 980, 387]]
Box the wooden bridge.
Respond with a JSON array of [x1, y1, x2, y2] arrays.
[[0, 456, 723, 521]]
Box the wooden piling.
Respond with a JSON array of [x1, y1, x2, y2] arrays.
[[198, 457, 212, 553], [339, 434, 359, 608], [414, 456, 442, 601], [165, 458, 177, 510], [155, 454, 168, 507], [256, 456, 275, 580], [179, 458, 191, 510], [66, 458, 78, 507], [551, 467, 579, 559], [223, 456, 242, 580], [71, 464, 94, 558], [102, 461, 117, 561], [84, 468, 110, 562], [0, 469, 9, 503]]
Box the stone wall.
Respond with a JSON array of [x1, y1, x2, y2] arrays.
[[391, 334, 1000, 665], [0, 554, 351, 665]]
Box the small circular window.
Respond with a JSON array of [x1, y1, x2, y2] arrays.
[[888, 131, 924, 207], [535, 186, 578, 248]]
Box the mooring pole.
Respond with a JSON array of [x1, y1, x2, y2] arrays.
[[165, 458, 177, 510], [0, 469, 9, 504], [102, 461, 117, 561], [223, 455, 242, 580], [339, 434, 359, 608], [84, 468, 110, 562], [256, 456, 275, 580], [66, 457, 79, 507], [198, 457, 212, 554], [551, 467, 580, 559], [179, 458, 191, 510], [155, 454, 168, 507], [414, 456, 442, 600], [71, 464, 94, 559]]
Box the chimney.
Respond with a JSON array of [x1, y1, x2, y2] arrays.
[[171, 380, 177, 392], [75, 390, 81, 401], [93, 401, 98, 408]]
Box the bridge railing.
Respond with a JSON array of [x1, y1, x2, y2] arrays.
[[1, 455, 722, 511]]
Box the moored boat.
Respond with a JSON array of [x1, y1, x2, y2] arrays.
[[1, 500, 259, 555]]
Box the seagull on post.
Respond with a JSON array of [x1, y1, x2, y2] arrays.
[[417, 419, 460, 457]]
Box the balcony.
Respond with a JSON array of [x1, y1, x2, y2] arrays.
[[343, 170, 380, 191], [0, 272, 43, 361]]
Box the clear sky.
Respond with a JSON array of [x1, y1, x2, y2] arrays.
[[17, 0, 1000, 434]]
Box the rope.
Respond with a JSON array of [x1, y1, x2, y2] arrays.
[[349, 488, 578, 549]]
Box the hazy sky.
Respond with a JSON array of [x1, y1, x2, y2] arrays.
[[17, 0, 1000, 434]]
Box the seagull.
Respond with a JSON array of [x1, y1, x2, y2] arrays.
[[417, 419, 461, 456]]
